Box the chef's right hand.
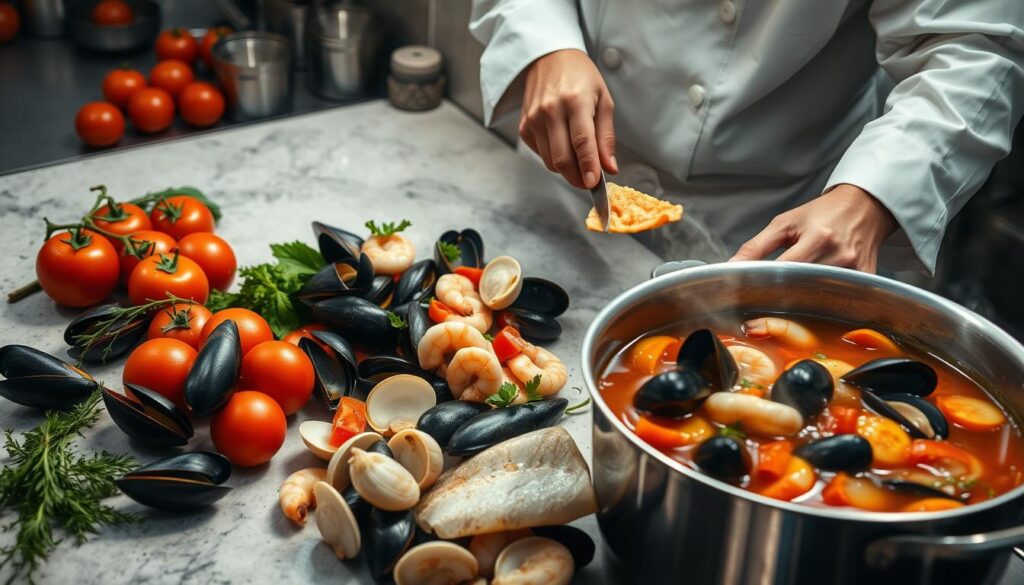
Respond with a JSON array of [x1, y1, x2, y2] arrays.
[[520, 49, 619, 190]]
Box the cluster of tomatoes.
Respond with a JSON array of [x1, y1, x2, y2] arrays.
[[75, 25, 233, 148], [0, 2, 18, 43]]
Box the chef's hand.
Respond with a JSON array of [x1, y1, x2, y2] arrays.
[[521, 49, 619, 189], [729, 184, 898, 273]]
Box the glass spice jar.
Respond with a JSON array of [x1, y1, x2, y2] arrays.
[[388, 45, 445, 112]]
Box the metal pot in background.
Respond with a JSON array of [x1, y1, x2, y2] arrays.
[[264, 0, 313, 69], [67, 0, 161, 53], [305, 4, 384, 101], [20, 0, 67, 37], [212, 31, 292, 120], [582, 261, 1024, 585]]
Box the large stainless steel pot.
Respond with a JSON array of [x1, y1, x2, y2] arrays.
[[581, 261, 1024, 585]]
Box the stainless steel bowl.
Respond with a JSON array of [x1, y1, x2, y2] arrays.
[[264, 0, 312, 69], [581, 261, 1024, 585], [67, 0, 160, 53], [21, 0, 68, 37], [212, 31, 292, 121], [305, 5, 384, 100]]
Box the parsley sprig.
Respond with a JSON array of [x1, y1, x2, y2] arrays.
[[438, 241, 461, 262], [365, 219, 412, 238], [486, 375, 543, 407]]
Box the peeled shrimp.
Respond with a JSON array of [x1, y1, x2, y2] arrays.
[[435, 273, 477, 315], [444, 292, 493, 333], [743, 317, 817, 349], [727, 345, 778, 387], [361, 234, 415, 275], [280, 467, 327, 526], [447, 347, 504, 402], [506, 343, 568, 397], [417, 321, 489, 371]]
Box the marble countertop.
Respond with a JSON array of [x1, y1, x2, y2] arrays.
[[0, 100, 663, 584]]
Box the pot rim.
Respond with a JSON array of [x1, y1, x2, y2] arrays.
[[581, 260, 1024, 524]]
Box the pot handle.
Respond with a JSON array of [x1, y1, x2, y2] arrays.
[[651, 260, 707, 279], [864, 524, 1024, 568]]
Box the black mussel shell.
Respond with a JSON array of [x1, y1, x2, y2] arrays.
[[447, 398, 568, 456], [311, 330, 358, 369], [64, 303, 150, 362], [126, 384, 194, 435], [841, 358, 937, 397], [435, 229, 484, 274], [500, 308, 562, 342], [416, 400, 491, 449], [510, 277, 569, 317], [393, 259, 437, 307], [861, 391, 948, 440], [401, 301, 430, 360], [313, 221, 364, 263], [880, 479, 960, 500], [311, 296, 399, 353], [367, 438, 394, 458], [793, 435, 872, 472], [677, 329, 738, 392], [366, 275, 395, 308], [342, 483, 371, 520], [357, 356, 452, 403], [532, 525, 595, 569], [185, 320, 241, 416], [116, 476, 232, 512], [128, 451, 231, 485], [772, 360, 834, 418], [299, 338, 355, 412], [298, 255, 376, 301], [694, 435, 750, 482], [0, 344, 90, 379], [0, 345, 97, 410], [103, 387, 193, 448], [366, 508, 416, 578], [633, 369, 710, 418]]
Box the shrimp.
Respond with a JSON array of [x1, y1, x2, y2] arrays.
[[447, 347, 504, 402], [743, 317, 817, 349], [443, 293, 493, 333], [727, 345, 779, 387], [361, 234, 415, 276], [435, 273, 477, 315], [506, 343, 568, 397], [417, 321, 489, 370], [279, 467, 327, 526]]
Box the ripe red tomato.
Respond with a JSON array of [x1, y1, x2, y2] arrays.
[[118, 229, 177, 284], [154, 28, 198, 64], [211, 390, 287, 467], [91, 0, 133, 26], [75, 102, 125, 148], [0, 3, 20, 43], [150, 195, 214, 239], [281, 324, 331, 352], [128, 250, 210, 305], [239, 341, 315, 415], [101, 68, 146, 109], [91, 202, 151, 250], [149, 59, 194, 98], [178, 82, 224, 128], [122, 338, 196, 408], [147, 302, 213, 348], [176, 232, 236, 290], [200, 308, 273, 356], [200, 26, 232, 69], [128, 87, 174, 133], [35, 229, 119, 308]]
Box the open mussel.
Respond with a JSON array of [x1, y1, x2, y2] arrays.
[[357, 356, 452, 402], [793, 435, 872, 472], [64, 303, 149, 362], [693, 435, 750, 482], [184, 320, 241, 416], [633, 329, 737, 417], [299, 337, 356, 411], [366, 508, 417, 578], [771, 359, 834, 418], [0, 344, 98, 410], [311, 296, 400, 353], [103, 384, 194, 447], [841, 358, 937, 397], [861, 391, 948, 439], [499, 307, 562, 342], [117, 451, 232, 512], [676, 329, 738, 392], [313, 221, 364, 263], [509, 277, 569, 317], [298, 254, 376, 301], [393, 259, 437, 308], [416, 400, 491, 449], [435, 229, 484, 275], [398, 301, 431, 361], [879, 478, 960, 500], [366, 275, 396, 308], [446, 398, 568, 456]]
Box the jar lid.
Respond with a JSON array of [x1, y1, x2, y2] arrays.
[[391, 45, 443, 80]]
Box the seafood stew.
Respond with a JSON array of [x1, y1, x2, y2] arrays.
[[599, 315, 1024, 512]]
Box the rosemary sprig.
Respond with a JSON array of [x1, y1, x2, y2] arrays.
[[71, 294, 194, 364]]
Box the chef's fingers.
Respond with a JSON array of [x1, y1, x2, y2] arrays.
[[776, 236, 822, 264], [519, 116, 539, 157], [568, 102, 601, 189], [547, 113, 585, 189], [595, 91, 618, 174], [533, 127, 555, 174], [729, 219, 794, 261]]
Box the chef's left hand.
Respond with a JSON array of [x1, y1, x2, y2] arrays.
[[729, 184, 897, 273]]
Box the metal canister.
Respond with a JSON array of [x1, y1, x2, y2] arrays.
[[387, 46, 445, 112], [263, 0, 311, 69], [21, 0, 67, 37], [305, 5, 384, 101], [212, 31, 293, 120]]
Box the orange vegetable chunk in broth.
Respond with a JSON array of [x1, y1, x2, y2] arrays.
[[628, 335, 681, 375]]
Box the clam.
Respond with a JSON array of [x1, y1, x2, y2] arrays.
[[676, 328, 738, 392], [117, 451, 231, 512], [311, 296, 399, 353], [298, 255, 375, 301], [394, 541, 478, 585], [447, 398, 569, 456], [366, 508, 416, 578], [470, 530, 533, 578], [634, 369, 712, 418], [840, 358, 937, 397], [298, 337, 356, 412], [435, 228, 484, 275], [493, 536, 574, 585], [393, 259, 437, 308], [349, 448, 421, 511], [771, 359, 834, 418], [388, 429, 444, 490], [299, 420, 341, 461], [184, 320, 240, 416], [793, 435, 872, 472], [366, 374, 438, 435], [313, 481, 362, 559], [64, 303, 149, 362], [861, 391, 948, 440], [704, 392, 804, 436], [416, 400, 491, 449], [533, 524, 596, 570], [313, 221, 364, 263], [0, 344, 98, 410], [499, 307, 562, 342], [326, 431, 386, 488], [479, 256, 523, 310], [103, 384, 194, 447], [693, 435, 751, 482], [357, 356, 452, 403], [509, 277, 569, 317]]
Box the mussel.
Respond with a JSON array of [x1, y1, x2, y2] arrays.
[[366, 508, 417, 578], [793, 435, 872, 472], [117, 451, 232, 511], [103, 384, 194, 447], [399, 300, 431, 361], [64, 303, 149, 362], [184, 320, 241, 416], [393, 259, 437, 308], [499, 307, 562, 342], [297, 254, 375, 301], [676, 329, 738, 392], [771, 359, 834, 418], [366, 275, 396, 307], [446, 398, 569, 456], [299, 337, 356, 411], [509, 277, 569, 317], [311, 296, 399, 352], [693, 435, 750, 482], [861, 391, 948, 440], [357, 355, 452, 402], [313, 221, 364, 263], [435, 229, 484, 275], [416, 400, 491, 448], [0, 344, 98, 410], [840, 358, 937, 397], [634, 370, 711, 418], [880, 478, 960, 500]]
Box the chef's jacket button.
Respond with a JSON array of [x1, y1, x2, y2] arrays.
[[688, 84, 706, 108], [602, 47, 623, 70], [719, 1, 736, 23]]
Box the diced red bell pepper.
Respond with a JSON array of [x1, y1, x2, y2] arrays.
[[330, 397, 368, 448], [453, 266, 484, 287], [429, 299, 454, 323], [492, 326, 526, 363], [755, 440, 793, 482], [823, 406, 861, 435]]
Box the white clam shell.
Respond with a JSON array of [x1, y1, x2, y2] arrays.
[[470, 529, 533, 578], [299, 420, 338, 461], [313, 481, 361, 559], [479, 255, 523, 310], [366, 375, 437, 435], [493, 536, 574, 585], [348, 447, 421, 511], [326, 431, 385, 490], [387, 429, 444, 491], [394, 541, 479, 585]]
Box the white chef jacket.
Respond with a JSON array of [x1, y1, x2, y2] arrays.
[[470, 0, 1024, 272]]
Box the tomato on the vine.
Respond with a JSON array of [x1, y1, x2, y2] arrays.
[[91, 202, 151, 249], [211, 390, 287, 467], [200, 308, 273, 356], [122, 337, 197, 408], [150, 195, 214, 239], [147, 302, 213, 348], [128, 249, 210, 305], [0, 3, 19, 43], [128, 87, 174, 133], [36, 228, 119, 308], [200, 26, 232, 69], [118, 229, 176, 284], [92, 0, 133, 26], [149, 59, 194, 98], [176, 232, 235, 290], [155, 28, 198, 64], [239, 340, 315, 415], [75, 102, 124, 148], [178, 82, 224, 128], [101, 68, 146, 109]]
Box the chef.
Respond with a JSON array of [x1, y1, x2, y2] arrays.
[[469, 0, 1024, 274]]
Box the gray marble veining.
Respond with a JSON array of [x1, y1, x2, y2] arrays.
[[0, 101, 663, 584]]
